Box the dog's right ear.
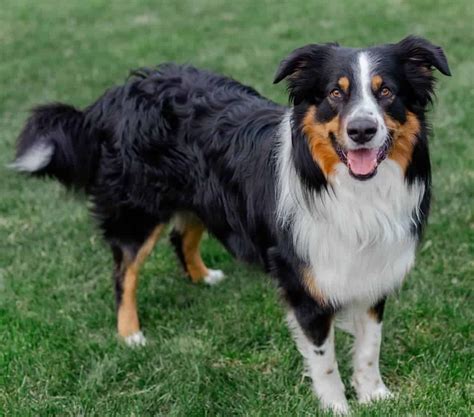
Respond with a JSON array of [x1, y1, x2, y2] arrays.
[[273, 43, 337, 84]]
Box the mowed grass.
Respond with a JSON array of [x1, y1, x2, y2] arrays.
[[0, 0, 472, 415]]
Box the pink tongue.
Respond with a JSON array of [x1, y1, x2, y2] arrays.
[[347, 148, 379, 176]]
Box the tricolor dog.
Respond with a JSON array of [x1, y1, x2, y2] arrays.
[[12, 36, 450, 413]]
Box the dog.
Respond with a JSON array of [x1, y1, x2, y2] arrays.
[[11, 35, 450, 414]]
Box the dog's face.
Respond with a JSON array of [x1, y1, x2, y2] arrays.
[[274, 36, 450, 180]]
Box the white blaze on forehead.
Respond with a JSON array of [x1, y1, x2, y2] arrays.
[[344, 52, 387, 149], [352, 52, 379, 117]]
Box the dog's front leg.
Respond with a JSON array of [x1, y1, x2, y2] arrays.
[[287, 308, 349, 415], [269, 250, 349, 414], [351, 299, 393, 404]]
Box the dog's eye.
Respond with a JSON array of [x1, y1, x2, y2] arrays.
[[329, 89, 343, 100], [379, 87, 392, 98]]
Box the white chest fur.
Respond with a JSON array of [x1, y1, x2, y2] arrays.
[[277, 118, 424, 306]]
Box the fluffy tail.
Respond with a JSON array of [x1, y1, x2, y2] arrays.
[[10, 103, 100, 191]]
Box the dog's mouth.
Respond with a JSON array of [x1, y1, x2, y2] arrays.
[[331, 136, 391, 180]]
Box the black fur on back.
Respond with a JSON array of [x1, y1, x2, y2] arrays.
[[14, 64, 288, 265]]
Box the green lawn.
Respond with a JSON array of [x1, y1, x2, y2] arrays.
[[0, 1, 472, 415]]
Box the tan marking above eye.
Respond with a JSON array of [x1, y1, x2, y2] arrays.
[[371, 75, 383, 91], [338, 76, 350, 93]]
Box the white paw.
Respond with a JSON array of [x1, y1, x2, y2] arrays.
[[357, 383, 393, 404], [316, 384, 350, 415], [321, 399, 350, 415], [203, 269, 225, 285], [124, 331, 147, 347]]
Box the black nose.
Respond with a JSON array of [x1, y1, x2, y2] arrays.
[[347, 119, 378, 144]]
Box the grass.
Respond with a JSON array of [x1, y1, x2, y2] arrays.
[[0, 0, 472, 415]]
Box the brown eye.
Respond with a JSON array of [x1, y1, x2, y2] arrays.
[[380, 87, 392, 98], [330, 88, 342, 99]]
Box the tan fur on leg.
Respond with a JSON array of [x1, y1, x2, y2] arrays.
[[182, 222, 209, 282], [117, 225, 163, 341]]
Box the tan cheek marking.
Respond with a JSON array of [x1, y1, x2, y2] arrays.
[[302, 106, 341, 177], [302, 267, 327, 306], [117, 225, 163, 338], [386, 111, 420, 173], [182, 223, 209, 282], [371, 75, 383, 91], [338, 76, 350, 94]]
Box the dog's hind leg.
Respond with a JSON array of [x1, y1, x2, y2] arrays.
[[107, 218, 164, 347], [170, 213, 225, 285]]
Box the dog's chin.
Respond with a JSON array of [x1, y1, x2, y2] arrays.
[[348, 165, 378, 181], [331, 136, 390, 181]]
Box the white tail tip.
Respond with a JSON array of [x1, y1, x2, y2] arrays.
[[8, 143, 54, 172]]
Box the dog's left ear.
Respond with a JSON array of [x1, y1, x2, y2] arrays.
[[396, 35, 451, 76], [273, 43, 337, 84], [396, 36, 450, 106]]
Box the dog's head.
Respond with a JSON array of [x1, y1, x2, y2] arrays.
[[274, 36, 450, 180]]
